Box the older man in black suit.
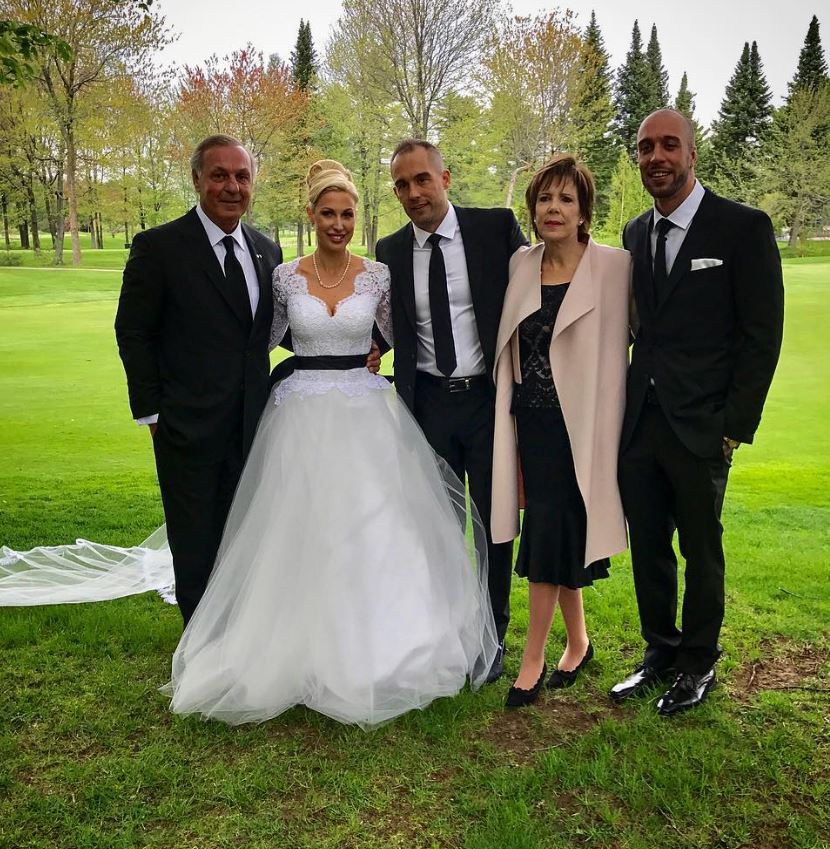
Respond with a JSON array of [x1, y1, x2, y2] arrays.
[[376, 139, 528, 681], [115, 135, 282, 625], [612, 109, 784, 714]]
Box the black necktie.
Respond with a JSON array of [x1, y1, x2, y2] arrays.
[[221, 235, 252, 322], [653, 218, 675, 302], [427, 233, 457, 377]]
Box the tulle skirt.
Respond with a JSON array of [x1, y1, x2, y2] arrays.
[[160, 382, 498, 729]]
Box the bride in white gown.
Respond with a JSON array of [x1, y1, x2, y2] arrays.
[[1, 161, 498, 730]]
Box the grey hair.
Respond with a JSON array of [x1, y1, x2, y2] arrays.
[[190, 135, 256, 178]]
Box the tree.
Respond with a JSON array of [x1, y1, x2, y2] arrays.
[[332, 0, 494, 138], [0, 20, 69, 86], [291, 19, 317, 92], [788, 15, 828, 97], [1, 0, 169, 265], [645, 23, 669, 107], [759, 84, 830, 247], [709, 41, 773, 202], [613, 21, 657, 158], [596, 149, 651, 243], [571, 11, 617, 223], [481, 9, 584, 209]]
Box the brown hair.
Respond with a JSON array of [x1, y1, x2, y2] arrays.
[[389, 138, 445, 171], [525, 154, 594, 242]]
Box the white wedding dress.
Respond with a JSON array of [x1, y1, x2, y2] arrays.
[[2, 258, 498, 730]]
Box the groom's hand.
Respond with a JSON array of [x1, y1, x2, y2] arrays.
[[366, 342, 381, 374]]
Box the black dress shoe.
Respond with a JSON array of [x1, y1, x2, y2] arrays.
[[609, 663, 675, 702], [656, 669, 717, 716], [485, 644, 505, 684], [547, 643, 594, 689], [505, 664, 547, 708]]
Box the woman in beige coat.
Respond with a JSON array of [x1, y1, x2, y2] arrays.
[[491, 156, 631, 707]]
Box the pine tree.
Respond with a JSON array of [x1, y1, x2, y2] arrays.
[[572, 11, 617, 222], [613, 20, 657, 158], [645, 24, 669, 107], [788, 15, 828, 97], [709, 41, 773, 201], [674, 72, 694, 117], [290, 20, 317, 92]]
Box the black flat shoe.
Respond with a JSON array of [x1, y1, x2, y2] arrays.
[[547, 642, 594, 689], [505, 663, 547, 708], [485, 643, 505, 684]]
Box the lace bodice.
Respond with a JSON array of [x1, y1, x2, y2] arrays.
[[512, 283, 569, 411], [268, 258, 393, 405]]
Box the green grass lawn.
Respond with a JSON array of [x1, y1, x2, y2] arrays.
[[0, 257, 828, 848]]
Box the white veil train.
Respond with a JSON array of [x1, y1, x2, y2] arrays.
[[0, 525, 176, 606]]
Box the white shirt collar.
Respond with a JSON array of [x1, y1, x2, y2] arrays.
[[412, 203, 459, 248], [196, 203, 246, 249], [653, 179, 705, 232]]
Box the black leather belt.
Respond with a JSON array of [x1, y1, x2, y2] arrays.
[[416, 372, 488, 393]]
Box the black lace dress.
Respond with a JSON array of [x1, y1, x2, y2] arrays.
[[512, 283, 610, 588]]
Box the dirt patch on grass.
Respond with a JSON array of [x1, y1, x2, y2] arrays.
[[729, 641, 828, 701], [478, 689, 616, 765]]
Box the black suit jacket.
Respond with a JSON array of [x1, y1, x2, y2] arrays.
[[115, 208, 282, 461], [622, 188, 784, 458], [375, 205, 527, 410]]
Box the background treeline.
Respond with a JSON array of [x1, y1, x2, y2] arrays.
[[0, 0, 828, 265]]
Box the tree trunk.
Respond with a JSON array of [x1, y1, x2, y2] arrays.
[[296, 219, 304, 257], [27, 175, 40, 251], [97, 212, 104, 249], [788, 209, 802, 250], [272, 223, 281, 247], [19, 221, 29, 249], [54, 172, 66, 265], [1, 193, 10, 250], [64, 120, 81, 265]]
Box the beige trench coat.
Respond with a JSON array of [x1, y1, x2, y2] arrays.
[[491, 239, 632, 566]]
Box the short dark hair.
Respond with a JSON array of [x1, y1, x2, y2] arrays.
[[389, 138, 445, 171], [525, 154, 595, 242], [190, 134, 256, 178]]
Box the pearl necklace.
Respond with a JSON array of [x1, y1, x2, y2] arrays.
[[312, 250, 351, 289]]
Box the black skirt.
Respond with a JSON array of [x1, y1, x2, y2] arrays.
[[514, 406, 610, 588]]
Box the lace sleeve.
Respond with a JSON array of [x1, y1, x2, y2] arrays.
[[373, 263, 393, 346], [269, 265, 290, 351]]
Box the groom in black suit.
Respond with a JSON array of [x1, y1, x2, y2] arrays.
[[115, 135, 282, 625], [376, 139, 527, 681], [612, 110, 784, 714]]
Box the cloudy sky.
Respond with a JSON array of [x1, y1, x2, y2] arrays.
[[154, 0, 823, 127]]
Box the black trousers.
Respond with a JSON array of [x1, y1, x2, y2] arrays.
[[414, 372, 513, 644], [153, 430, 245, 626], [618, 402, 730, 675]]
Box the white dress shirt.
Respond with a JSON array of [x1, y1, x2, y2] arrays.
[[136, 205, 261, 426], [650, 179, 705, 274], [411, 205, 485, 377]]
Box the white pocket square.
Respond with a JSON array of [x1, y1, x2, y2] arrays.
[[690, 258, 723, 271]]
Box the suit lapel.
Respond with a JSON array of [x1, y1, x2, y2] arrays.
[[632, 211, 656, 321], [657, 190, 717, 312], [455, 206, 485, 314], [183, 209, 252, 330], [243, 225, 270, 334], [552, 238, 596, 339], [392, 224, 417, 336]]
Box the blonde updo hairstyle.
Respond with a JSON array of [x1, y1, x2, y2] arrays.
[[306, 160, 359, 209]]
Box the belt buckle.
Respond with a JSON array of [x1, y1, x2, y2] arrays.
[[447, 377, 471, 393]]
